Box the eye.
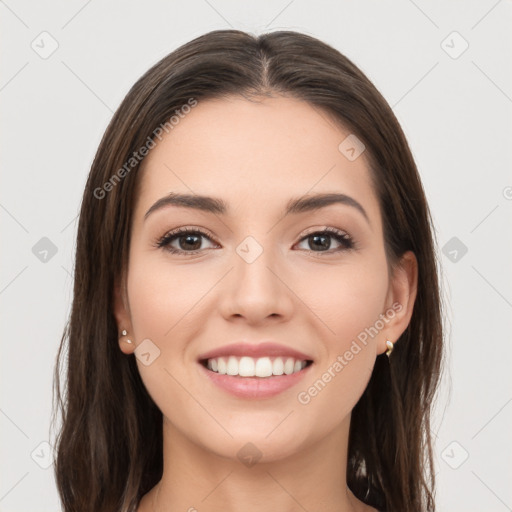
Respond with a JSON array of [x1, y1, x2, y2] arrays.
[[154, 227, 218, 255], [294, 227, 355, 255]]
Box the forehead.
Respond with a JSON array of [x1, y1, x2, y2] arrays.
[[135, 95, 379, 222]]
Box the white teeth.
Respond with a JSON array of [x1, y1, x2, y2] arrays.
[[227, 356, 238, 376], [272, 357, 284, 375], [284, 357, 295, 375], [204, 356, 309, 377], [217, 357, 227, 375], [239, 356, 255, 377], [255, 357, 273, 377]]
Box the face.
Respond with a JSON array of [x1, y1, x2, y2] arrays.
[[114, 95, 416, 463]]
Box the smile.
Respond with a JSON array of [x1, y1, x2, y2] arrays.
[[201, 356, 313, 377], [198, 357, 314, 399]]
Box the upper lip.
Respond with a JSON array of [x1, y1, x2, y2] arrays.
[[197, 342, 314, 362]]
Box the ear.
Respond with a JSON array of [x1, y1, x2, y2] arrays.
[[378, 250, 418, 355], [113, 276, 134, 354]]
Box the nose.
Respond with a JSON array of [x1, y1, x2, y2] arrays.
[[217, 239, 294, 325]]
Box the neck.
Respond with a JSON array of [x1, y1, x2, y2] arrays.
[[145, 414, 368, 512]]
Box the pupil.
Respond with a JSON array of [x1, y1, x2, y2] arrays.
[[311, 234, 330, 251], [181, 234, 201, 250]]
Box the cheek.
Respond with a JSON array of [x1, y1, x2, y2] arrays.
[[299, 258, 389, 344], [296, 346, 375, 432], [125, 249, 219, 396], [293, 261, 387, 412], [126, 251, 205, 340], [125, 252, 207, 416]]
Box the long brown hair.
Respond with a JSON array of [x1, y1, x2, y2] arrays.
[[51, 29, 444, 512]]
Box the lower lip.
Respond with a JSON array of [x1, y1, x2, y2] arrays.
[[198, 361, 313, 399]]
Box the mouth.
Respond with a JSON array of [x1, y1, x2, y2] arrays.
[[195, 341, 315, 398], [199, 356, 314, 378], [198, 356, 314, 399]]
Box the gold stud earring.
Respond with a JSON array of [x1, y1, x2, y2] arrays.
[[385, 340, 394, 357]]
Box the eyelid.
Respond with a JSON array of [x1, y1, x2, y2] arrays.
[[300, 225, 351, 238]]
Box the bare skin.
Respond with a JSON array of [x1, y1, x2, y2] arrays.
[[114, 95, 417, 512]]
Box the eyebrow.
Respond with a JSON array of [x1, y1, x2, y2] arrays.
[[144, 192, 371, 225]]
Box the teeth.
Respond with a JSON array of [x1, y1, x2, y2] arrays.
[[227, 356, 239, 376], [284, 357, 295, 375], [204, 356, 308, 377], [239, 356, 256, 377], [273, 357, 284, 376]]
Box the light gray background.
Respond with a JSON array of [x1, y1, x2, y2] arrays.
[[1, 1, 511, 511]]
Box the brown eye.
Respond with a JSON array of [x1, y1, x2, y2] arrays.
[[156, 228, 217, 255], [296, 228, 354, 254]]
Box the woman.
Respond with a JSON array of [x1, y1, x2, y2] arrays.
[[51, 29, 444, 512]]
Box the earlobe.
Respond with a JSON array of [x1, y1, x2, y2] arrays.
[[379, 251, 418, 355], [113, 278, 134, 353], [119, 329, 134, 354]]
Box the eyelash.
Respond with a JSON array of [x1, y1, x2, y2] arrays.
[[153, 226, 356, 256]]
